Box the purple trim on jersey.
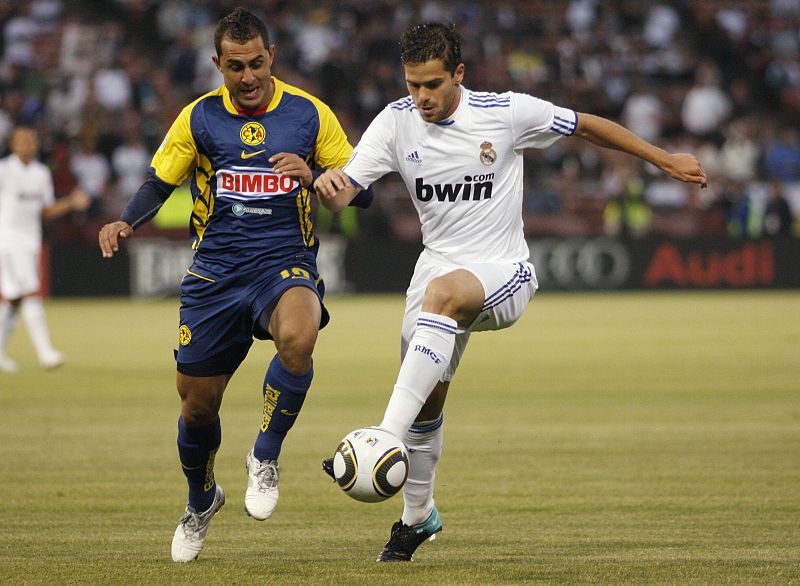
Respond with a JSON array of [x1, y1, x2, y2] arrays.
[[347, 173, 363, 189], [390, 97, 417, 111], [434, 119, 455, 126], [469, 93, 510, 103], [482, 263, 533, 311], [552, 112, 577, 136], [416, 317, 457, 334], [468, 103, 511, 109]]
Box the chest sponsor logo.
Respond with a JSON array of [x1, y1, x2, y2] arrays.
[[415, 174, 494, 202], [218, 169, 298, 200], [240, 122, 266, 145], [232, 202, 273, 216]]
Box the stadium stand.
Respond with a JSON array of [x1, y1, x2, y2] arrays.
[[2, 0, 798, 243]]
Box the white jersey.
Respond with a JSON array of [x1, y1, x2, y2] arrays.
[[344, 86, 577, 264], [0, 154, 55, 253]]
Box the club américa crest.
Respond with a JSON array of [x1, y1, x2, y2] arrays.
[[479, 141, 496, 166], [179, 325, 192, 346], [240, 122, 266, 145]]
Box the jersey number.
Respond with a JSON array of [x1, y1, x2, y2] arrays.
[[281, 267, 311, 280]]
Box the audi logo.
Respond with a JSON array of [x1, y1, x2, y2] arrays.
[[528, 238, 631, 289]]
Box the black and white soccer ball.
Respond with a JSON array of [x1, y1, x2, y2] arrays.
[[332, 427, 409, 503]]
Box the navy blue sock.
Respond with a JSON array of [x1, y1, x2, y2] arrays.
[[253, 355, 312, 461], [177, 416, 221, 512]]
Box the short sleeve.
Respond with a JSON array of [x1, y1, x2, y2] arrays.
[[343, 107, 397, 189], [150, 104, 198, 187], [312, 100, 353, 169], [512, 93, 578, 150]]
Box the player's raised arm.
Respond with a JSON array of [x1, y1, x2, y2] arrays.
[[314, 168, 360, 212], [574, 112, 708, 188]]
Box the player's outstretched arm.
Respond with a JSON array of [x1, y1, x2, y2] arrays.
[[574, 113, 708, 188], [314, 168, 359, 212], [99, 221, 134, 259], [43, 187, 91, 220]]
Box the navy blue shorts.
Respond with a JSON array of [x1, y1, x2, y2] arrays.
[[175, 257, 329, 376]]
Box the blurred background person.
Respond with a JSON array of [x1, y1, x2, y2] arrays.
[[0, 126, 90, 372], [763, 179, 795, 237]]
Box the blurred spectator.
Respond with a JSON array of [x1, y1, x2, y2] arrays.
[[720, 118, 760, 183], [601, 158, 651, 238], [92, 54, 132, 112], [763, 180, 795, 236], [69, 131, 110, 218], [621, 78, 665, 143], [643, 3, 681, 49], [0, 0, 796, 240], [3, 1, 42, 67], [681, 60, 732, 139], [109, 112, 149, 219], [763, 127, 800, 183], [726, 186, 761, 238]]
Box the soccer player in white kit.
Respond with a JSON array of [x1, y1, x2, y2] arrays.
[[315, 23, 708, 561], [0, 126, 90, 372]]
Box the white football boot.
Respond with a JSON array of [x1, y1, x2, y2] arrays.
[[0, 354, 18, 373], [171, 485, 225, 562], [244, 450, 279, 520], [39, 349, 63, 370]]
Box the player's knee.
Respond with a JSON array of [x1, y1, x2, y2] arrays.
[[422, 277, 461, 318], [179, 401, 219, 427], [275, 331, 316, 374], [176, 380, 223, 426]]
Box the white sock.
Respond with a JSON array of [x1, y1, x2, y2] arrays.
[[379, 312, 456, 439], [21, 297, 57, 360], [0, 302, 19, 355], [401, 415, 444, 526]]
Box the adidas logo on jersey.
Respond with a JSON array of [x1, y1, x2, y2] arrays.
[[415, 174, 495, 202], [405, 150, 422, 164]]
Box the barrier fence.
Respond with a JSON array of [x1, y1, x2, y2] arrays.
[[47, 237, 800, 297]]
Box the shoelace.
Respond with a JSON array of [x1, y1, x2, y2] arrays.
[[253, 461, 278, 491], [388, 522, 411, 545], [179, 509, 201, 537]]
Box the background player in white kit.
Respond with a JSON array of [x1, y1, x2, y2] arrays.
[[315, 23, 708, 561], [0, 126, 90, 372]]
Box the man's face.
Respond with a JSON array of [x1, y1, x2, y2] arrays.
[[404, 59, 464, 123], [213, 36, 275, 111], [10, 128, 38, 163]]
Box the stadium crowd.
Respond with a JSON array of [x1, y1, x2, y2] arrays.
[[2, 0, 799, 243]]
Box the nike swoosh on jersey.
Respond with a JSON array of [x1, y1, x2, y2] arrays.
[[241, 149, 266, 159], [280, 409, 300, 416]]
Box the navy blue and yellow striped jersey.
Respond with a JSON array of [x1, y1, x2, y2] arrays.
[[151, 77, 352, 271]]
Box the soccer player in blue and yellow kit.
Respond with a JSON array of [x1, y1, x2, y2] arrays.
[[99, 8, 371, 562]]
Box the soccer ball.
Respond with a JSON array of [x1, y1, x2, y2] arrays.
[[332, 427, 409, 503]]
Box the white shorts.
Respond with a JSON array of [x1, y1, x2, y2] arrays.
[[0, 251, 41, 299], [401, 250, 538, 382]]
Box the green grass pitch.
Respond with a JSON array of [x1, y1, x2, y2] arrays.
[[1, 292, 798, 584]]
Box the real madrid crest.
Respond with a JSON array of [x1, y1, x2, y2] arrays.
[[240, 122, 266, 145], [479, 141, 496, 166]]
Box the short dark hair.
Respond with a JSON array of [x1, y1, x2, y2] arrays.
[[400, 22, 462, 74], [214, 7, 270, 57]]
